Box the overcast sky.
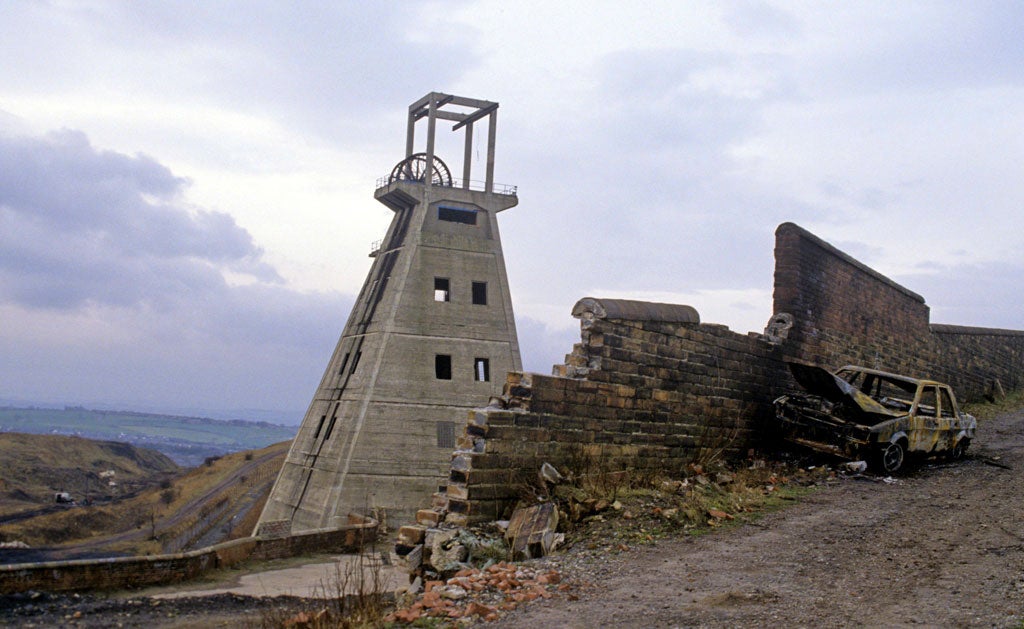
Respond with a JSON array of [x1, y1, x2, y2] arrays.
[[2, 1, 1022, 424]]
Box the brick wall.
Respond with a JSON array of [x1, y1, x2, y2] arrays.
[[930, 325, 1024, 396], [773, 222, 1024, 397], [434, 223, 1024, 525], [0, 516, 378, 595], [443, 301, 791, 524]]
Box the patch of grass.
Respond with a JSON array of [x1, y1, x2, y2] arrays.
[[548, 455, 827, 552], [964, 389, 1024, 422]]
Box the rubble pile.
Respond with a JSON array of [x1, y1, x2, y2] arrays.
[[384, 562, 572, 624], [388, 453, 576, 623], [388, 431, 841, 623]]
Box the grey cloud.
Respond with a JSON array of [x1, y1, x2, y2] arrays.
[[515, 315, 579, 375], [199, 284, 353, 349], [500, 47, 796, 303], [108, 3, 475, 145], [803, 4, 1024, 95], [0, 3, 478, 150], [0, 129, 186, 228], [0, 287, 352, 416], [724, 1, 802, 39], [898, 259, 1024, 330], [0, 129, 280, 310], [587, 47, 794, 207], [0, 126, 356, 414]]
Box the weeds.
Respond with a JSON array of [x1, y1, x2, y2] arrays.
[[548, 452, 817, 549], [693, 403, 750, 469], [258, 545, 392, 628], [561, 443, 638, 503]]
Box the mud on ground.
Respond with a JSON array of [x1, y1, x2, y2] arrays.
[[492, 408, 1024, 628]]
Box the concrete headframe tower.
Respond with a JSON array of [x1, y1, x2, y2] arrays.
[[257, 93, 521, 534]]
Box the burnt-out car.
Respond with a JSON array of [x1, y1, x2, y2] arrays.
[[773, 363, 977, 474]]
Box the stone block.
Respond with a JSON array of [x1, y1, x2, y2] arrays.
[[431, 492, 449, 510], [393, 544, 422, 572], [416, 509, 442, 526], [398, 524, 426, 546], [447, 484, 469, 500]]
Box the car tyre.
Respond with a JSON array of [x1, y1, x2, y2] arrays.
[[950, 438, 969, 461], [875, 441, 905, 474]]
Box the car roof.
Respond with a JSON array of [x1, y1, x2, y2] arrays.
[[835, 365, 947, 388]]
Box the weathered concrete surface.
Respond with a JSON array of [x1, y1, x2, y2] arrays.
[[150, 554, 402, 600], [257, 93, 521, 534]]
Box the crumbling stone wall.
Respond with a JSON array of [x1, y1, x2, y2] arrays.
[[433, 223, 1024, 526], [442, 300, 790, 525]]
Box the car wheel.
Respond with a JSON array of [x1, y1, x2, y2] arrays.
[[950, 438, 969, 461], [875, 441, 905, 474]]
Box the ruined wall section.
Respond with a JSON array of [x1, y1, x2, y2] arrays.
[[773, 222, 933, 372], [442, 300, 788, 525], [773, 221, 1024, 399], [411, 223, 1024, 527]]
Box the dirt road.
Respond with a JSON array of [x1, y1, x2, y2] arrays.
[[493, 409, 1024, 628]]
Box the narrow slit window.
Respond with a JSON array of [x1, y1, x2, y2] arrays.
[[435, 354, 452, 380], [434, 277, 450, 302], [323, 415, 337, 441], [338, 352, 350, 375], [349, 351, 361, 374], [313, 415, 326, 439], [474, 357, 490, 382], [472, 281, 487, 305], [438, 206, 477, 225]]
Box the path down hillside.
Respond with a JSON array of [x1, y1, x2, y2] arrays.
[[48, 443, 289, 559], [492, 409, 1024, 628]]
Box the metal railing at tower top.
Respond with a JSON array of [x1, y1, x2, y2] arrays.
[[374, 175, 518, 197]]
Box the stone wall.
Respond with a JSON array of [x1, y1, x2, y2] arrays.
[[773, 222, 1024, 397], [430, 223, 1024, 525], [0, 516, 377, 595], [930, 325, 1024, 396], [442, 298, 791, 525]]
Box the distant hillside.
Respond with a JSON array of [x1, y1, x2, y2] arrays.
[[0, 406, 297, 466], [0, 432, 179, 516], [0, 439, 290, 559]]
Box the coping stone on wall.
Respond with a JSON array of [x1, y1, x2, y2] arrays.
[[931, 324, 1024, 337], [572, 297, 700, 324], [776, 222, 925, 304]]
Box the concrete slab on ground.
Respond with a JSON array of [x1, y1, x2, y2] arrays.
[[150, 554, 403, 599]]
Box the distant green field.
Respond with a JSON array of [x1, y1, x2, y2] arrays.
[[0, 407, 296, 466]]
